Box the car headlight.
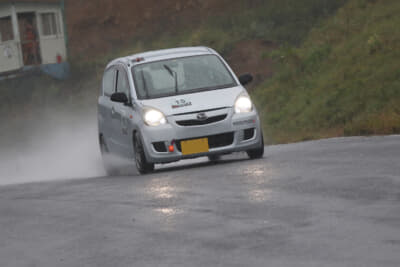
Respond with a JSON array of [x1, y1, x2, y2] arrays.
[[234, 95, 253, 113], [143, 108, 167, 126]]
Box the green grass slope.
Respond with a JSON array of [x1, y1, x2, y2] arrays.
[[254, 0, 400, 143], [73, 0, 345, 72]]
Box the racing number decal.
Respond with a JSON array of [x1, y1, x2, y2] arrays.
[[171, 99, 192, 109]]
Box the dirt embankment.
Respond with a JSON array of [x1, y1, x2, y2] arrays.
[[65, 0, 231, 58], [226, 40, 277, 88], [64, 0, 275, 86]]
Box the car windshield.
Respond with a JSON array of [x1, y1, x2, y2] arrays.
[[131, 54, 237, 99]]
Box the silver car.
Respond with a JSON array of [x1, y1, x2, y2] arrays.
[[98, 47, 264, 174]]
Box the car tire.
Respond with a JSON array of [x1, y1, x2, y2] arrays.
[[99, 136, 120, 176], [246, 131, 264, 159], [134, 133, 154, 174]]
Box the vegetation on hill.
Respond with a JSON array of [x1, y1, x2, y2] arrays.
[[252, 0, 400, 143], [71, 0, 346, 75], [65, 0, 346, 59], [1, 0, 345, 111]]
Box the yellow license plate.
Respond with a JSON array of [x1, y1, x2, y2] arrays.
[[181, 138, 209, 155]]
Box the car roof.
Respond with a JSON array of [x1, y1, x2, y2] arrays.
[[106, 46, 217, 69]]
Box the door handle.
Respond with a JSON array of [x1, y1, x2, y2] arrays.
[[111, 107, 116, 116]]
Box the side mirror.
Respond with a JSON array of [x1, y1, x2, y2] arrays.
[[110, 92, 129, 104], [239, 74, 253, 86]]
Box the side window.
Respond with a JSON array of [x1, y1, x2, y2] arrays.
[[116, 68, 130, 97], [0, 16, 14, 42], [103, 68, 115, 97]]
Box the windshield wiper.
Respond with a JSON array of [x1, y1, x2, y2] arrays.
[[163, 64, 178, 94]]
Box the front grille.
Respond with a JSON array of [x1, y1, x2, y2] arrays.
[[176, 114, 227, 126], [173, 107, 228, 116], [153, 142, 167, 152], [176, 132, 234, 152], [243, 128, 255, 140]]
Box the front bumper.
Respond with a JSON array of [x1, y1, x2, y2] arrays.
[[140, 107, 263, 163]]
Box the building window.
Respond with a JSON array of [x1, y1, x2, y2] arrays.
[[41, 13, 60, 36], [0, 16, 14, 42]]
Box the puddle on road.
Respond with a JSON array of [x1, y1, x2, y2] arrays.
[[242, 163, 278, 203], [149, 183, 177, 199], [249, 188, 274, 203], [145, 178, 185, 230], [155, 207, 183, 216]]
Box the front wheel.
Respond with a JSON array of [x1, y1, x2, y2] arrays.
[[246, 131, 264, 159], [134, 133, 154, 174]]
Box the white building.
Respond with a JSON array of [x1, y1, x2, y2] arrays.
[[0, 0, 67, 75]]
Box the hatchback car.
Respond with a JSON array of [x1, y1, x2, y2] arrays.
[[98, 47, 264, 174]]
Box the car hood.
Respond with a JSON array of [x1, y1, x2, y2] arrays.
[[138, 86, 244, 116]]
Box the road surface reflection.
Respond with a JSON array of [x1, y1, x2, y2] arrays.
[[242, 163, 276, 203]]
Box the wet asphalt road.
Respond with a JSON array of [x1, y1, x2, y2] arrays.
[[1, 136, 400, 267]]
